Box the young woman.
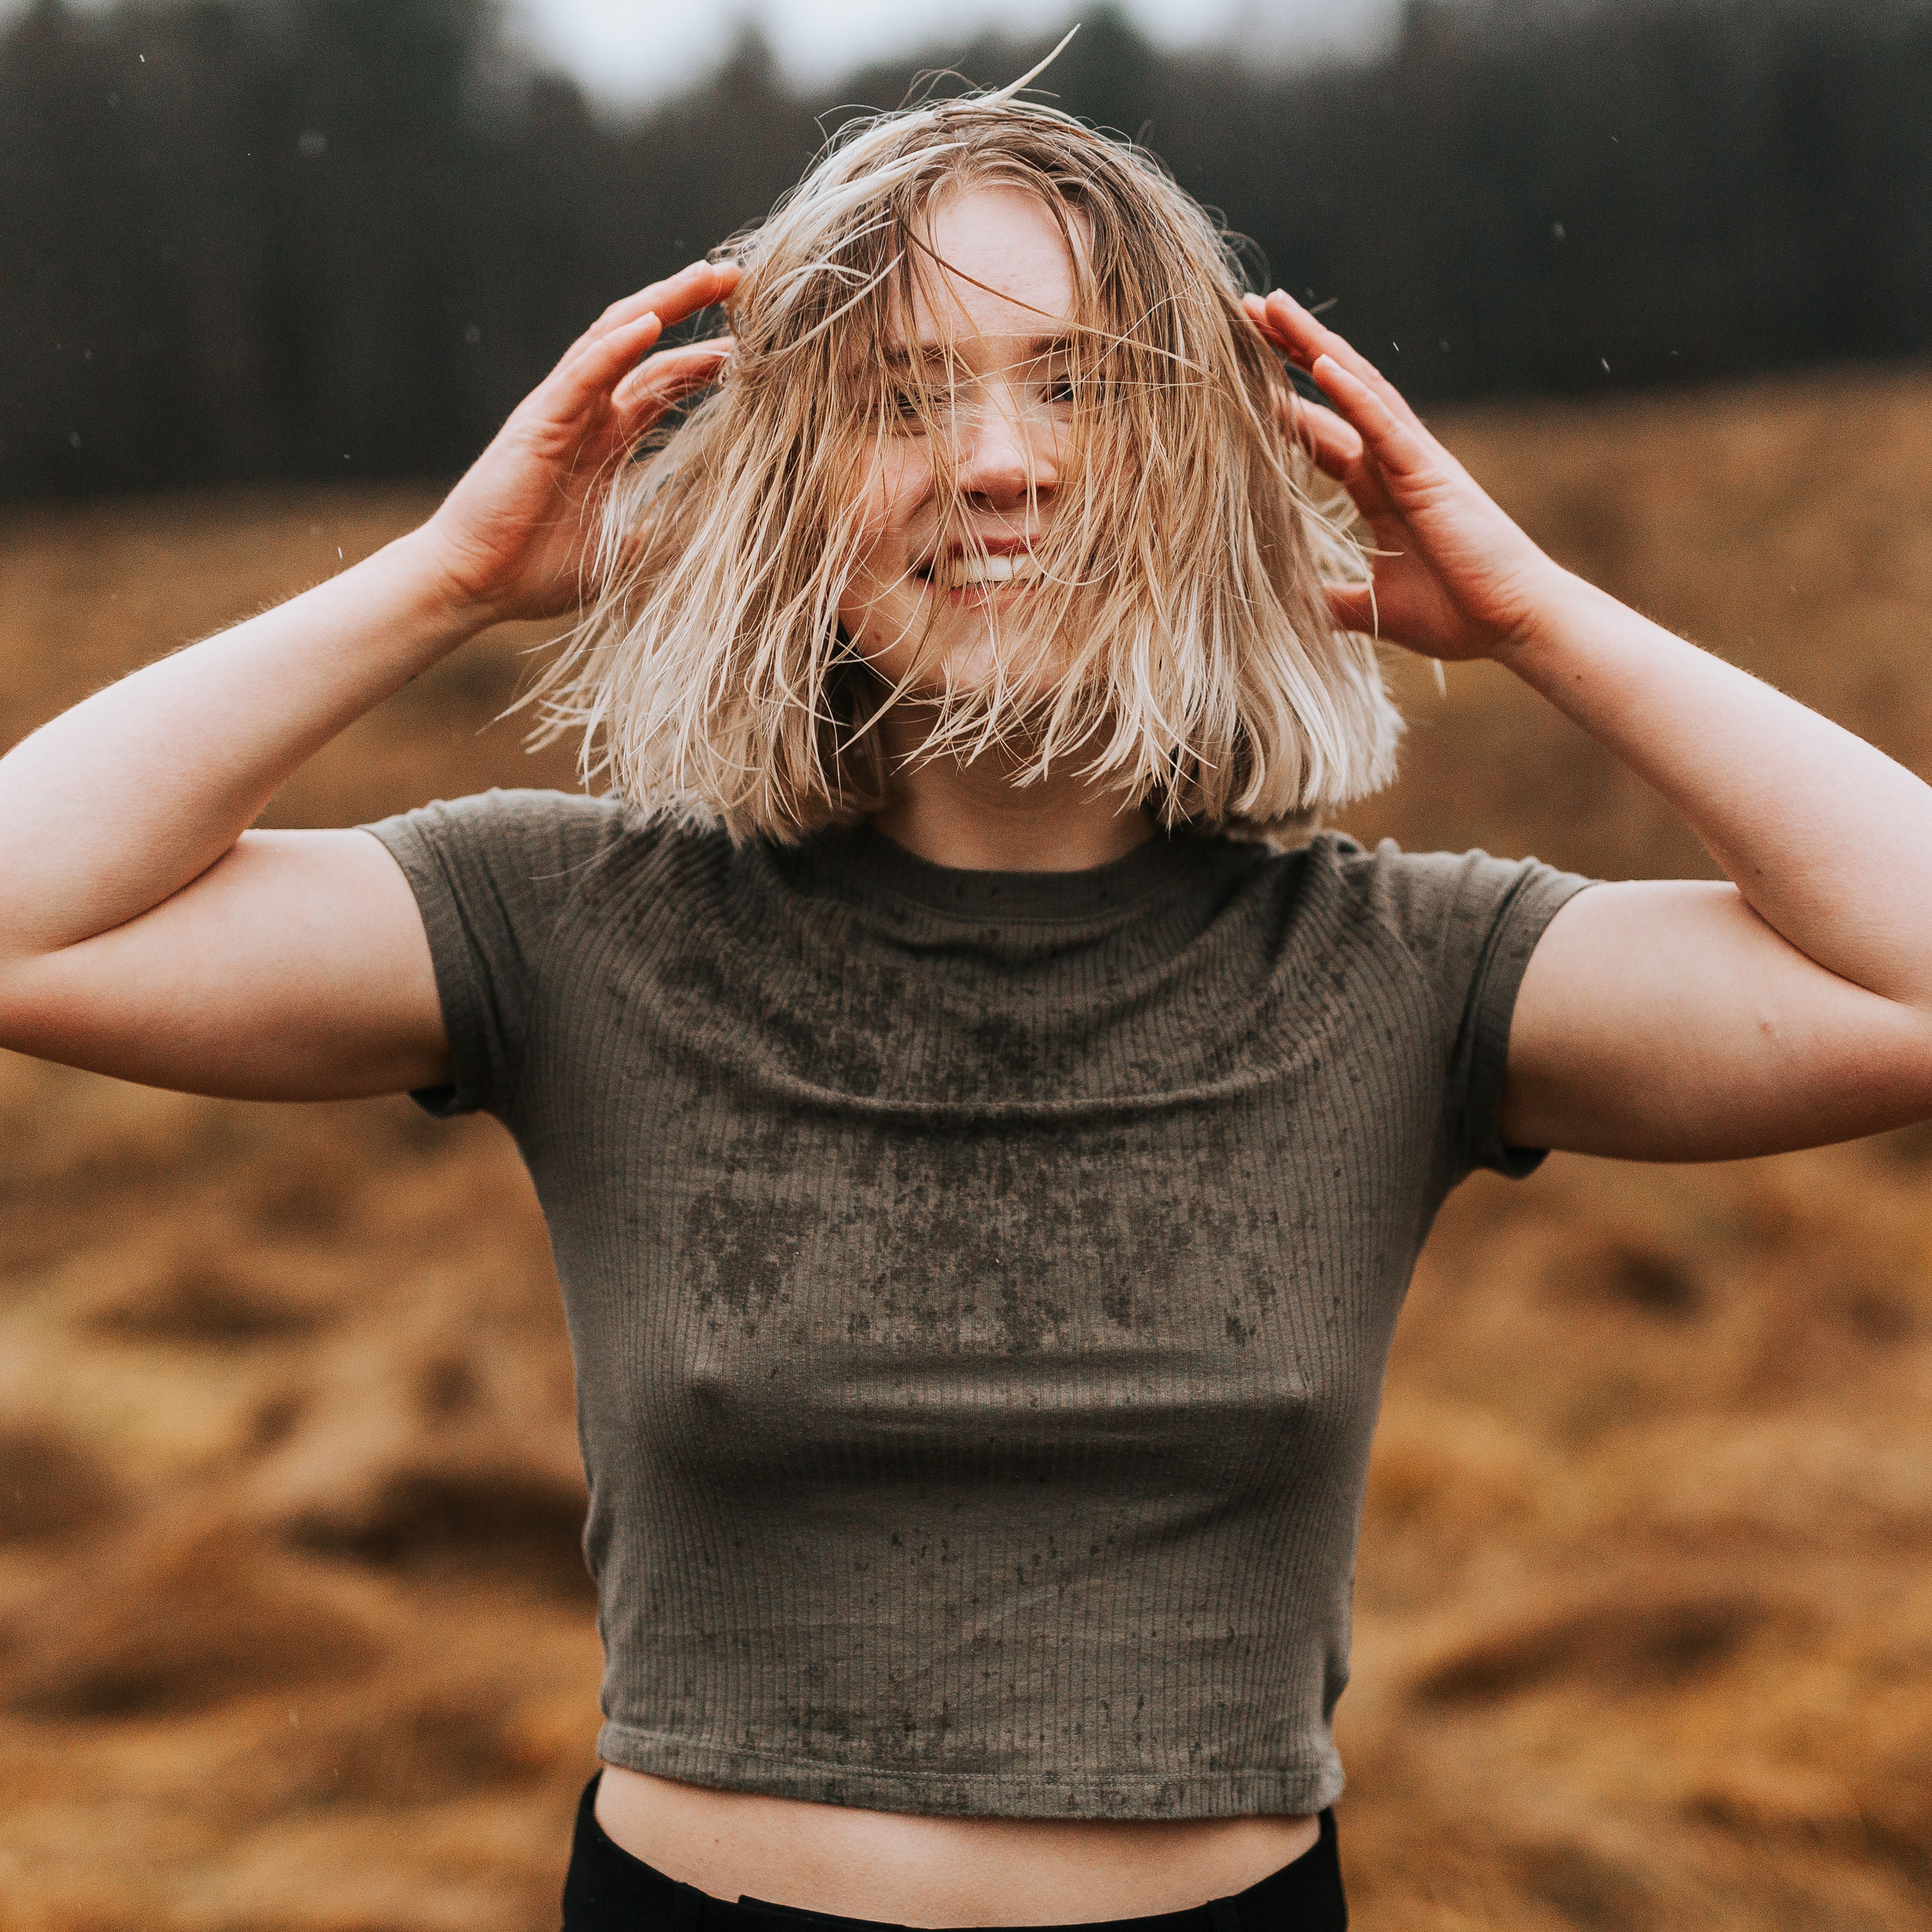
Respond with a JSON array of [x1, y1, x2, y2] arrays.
[[4, 89, 1930, 1932]]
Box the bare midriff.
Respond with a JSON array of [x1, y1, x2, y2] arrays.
[[594, 1764, 1321, 1926]]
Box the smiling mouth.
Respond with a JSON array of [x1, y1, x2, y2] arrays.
[[921, 552, 1043, 592]]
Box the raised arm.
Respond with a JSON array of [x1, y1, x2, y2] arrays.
[[0, 262, 735, 1101], [1245, 289, 1932, 1161]]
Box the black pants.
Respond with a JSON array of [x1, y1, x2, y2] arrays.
[[561, 1774, 1348, 1931]]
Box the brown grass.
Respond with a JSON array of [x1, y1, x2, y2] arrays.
[[2, 365, 1930, 1928]]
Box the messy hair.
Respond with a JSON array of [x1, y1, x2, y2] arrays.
[[530, 70, 1402, 842]]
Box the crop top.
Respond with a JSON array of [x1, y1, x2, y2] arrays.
[[363, 788, 1591, 1819]]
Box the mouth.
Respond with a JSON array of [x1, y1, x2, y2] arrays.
[[916, 549, 1044, 594]]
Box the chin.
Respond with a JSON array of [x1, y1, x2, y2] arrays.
[[862, 616, 1078, 713]]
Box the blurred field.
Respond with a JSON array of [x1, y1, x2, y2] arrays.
[[2, 366, 1931, 1930]]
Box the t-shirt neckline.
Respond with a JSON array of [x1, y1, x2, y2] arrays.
[[801, 821, 1226, 923]]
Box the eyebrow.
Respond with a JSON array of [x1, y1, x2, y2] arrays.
[[879, 332, 1082, 369]]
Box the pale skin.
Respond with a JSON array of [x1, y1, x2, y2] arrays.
[[2, 185, 1930, 1924]]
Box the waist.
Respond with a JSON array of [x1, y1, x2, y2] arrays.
[[591, 1767, 1327, 1926]]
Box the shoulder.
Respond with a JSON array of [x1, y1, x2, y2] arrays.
[[1279, 830, 1594, 1023], [366, 786, 714, 886], [1242, 827, 1581, 966], [371, 786, 628, 853], [1287, 830, 1567, 925], [363, 788, 742, 943], [1230, 829, 1472, 929]]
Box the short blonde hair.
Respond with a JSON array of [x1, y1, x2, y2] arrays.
[[532, 87, 1401, 842]]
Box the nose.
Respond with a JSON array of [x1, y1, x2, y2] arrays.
[[954, 383, 1058, 508]]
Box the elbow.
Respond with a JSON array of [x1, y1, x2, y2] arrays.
[[1854, 1003, 1932, 1134], [0, 954, 87, 1065], [0, 956, 32, 1054]]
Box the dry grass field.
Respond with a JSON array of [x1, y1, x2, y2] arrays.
[[2, 364, 1931, 1930]]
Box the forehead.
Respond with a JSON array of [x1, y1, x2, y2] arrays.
[[890, 182, 1085, 349]]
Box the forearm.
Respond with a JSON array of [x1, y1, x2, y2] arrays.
[[1504, 572, 1932, 1009], [0, 526, 487, 960]]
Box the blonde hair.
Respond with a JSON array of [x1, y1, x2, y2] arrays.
[[531, 80, 1402, 842]]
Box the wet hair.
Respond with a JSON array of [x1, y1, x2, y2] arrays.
[[530, 73, 1402, 842]]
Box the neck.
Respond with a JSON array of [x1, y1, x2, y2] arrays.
[[867, 722, 1154, 873]]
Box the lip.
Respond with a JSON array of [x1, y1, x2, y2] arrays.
[[913, 534, 1042, 596]]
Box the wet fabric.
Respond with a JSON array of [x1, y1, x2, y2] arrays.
[[367, 791, 1590, 1817]]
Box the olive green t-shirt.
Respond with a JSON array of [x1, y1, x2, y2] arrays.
[[365, 790, 1590, 1819]]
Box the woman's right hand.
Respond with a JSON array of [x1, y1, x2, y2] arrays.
[[0, 262, 736, 1100], [423, 260, 738, 624]]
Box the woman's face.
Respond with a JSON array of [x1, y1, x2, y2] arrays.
[[836, 184, 1085, 703]]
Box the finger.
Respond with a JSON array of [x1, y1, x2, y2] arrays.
[[1274, 299, 1390, 402], [1245, 293, 1423, 463], [1254, 290, 1427, 440], [1323, 581, 1381, 635], [1247, 288, 1368, 380], [583, 260, 739, 348], [1309, 354, 1432, 483], [1265, 379, 1366, 476], [1293, 398, 1366, 479], [1243, 289, 1323, 364], [614, 338, 733, 416], [553, 310, 665, 411]]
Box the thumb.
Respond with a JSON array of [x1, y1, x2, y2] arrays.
[[615, 339, 733, 423], [1324, 581, 1380, 635]]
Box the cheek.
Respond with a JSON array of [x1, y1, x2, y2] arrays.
[[839, 446, 928, 621]]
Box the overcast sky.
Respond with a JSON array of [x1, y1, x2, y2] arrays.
[[0, 0, 1406, 105], [507, 0, 1404, 107]]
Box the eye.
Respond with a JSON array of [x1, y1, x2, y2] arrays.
[[885, 387, 928, 434], [1044, 368, 1080, 407]]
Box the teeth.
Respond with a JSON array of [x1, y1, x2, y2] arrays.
[[933, 553, 1040, 590]]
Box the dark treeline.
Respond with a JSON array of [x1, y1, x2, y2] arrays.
[[4, 0, 1930, 499]]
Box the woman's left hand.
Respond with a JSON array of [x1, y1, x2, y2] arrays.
[[1243, 290, 1566, 661], [1236, 304, 1932, 1167]]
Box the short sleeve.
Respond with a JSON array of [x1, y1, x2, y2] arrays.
[[1355, 839, 1597, 1179], [361, 788, 631, 1119]]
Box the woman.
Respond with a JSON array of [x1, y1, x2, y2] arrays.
[[3, 87, 1930, 1932]]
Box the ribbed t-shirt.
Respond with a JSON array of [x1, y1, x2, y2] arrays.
[[363, 789, 1591, 1820]]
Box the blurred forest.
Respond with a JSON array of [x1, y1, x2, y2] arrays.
[[5, 0, 1932, 500]]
